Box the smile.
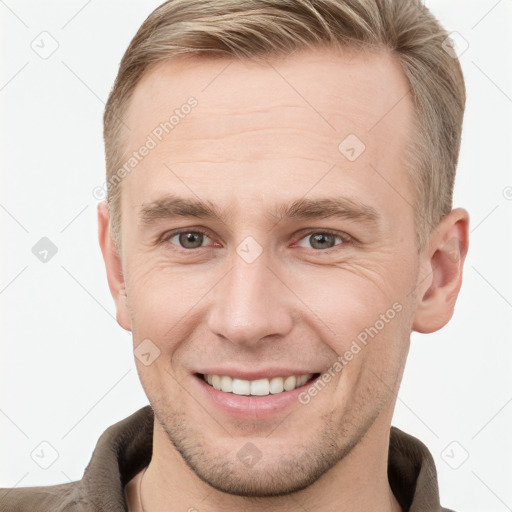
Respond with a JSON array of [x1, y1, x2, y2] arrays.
[[200, 373, 320, 396]]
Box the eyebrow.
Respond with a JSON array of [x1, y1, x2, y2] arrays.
[[139, 194, 381, 227]]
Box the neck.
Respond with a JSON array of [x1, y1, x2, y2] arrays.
[[140, 410, 402, 512]]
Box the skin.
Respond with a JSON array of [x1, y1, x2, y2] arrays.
[[98, 47, 469, 511]]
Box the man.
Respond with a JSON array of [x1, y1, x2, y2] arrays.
[[0, 0, 469, 510]]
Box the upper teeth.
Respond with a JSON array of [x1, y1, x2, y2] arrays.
[[203, 374, 313, 396]]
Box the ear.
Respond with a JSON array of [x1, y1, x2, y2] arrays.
[[412, 208, 470, 333], [97, 201, 132, 331]]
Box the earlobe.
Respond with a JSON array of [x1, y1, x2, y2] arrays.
[[412, 208, 470, 334], [97, 201, 132, 332]]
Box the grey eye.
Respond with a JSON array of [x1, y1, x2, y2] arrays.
[[297, 232, 342, 250], [171, 232, 210, 249]]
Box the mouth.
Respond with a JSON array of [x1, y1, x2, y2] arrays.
[[193, 370, 330, 420], [196, 372, 321, 396]]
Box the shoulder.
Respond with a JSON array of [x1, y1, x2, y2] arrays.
[[0, 481, 88, 512], [0, 407, 153, 512], [389, 426, 458, 512]]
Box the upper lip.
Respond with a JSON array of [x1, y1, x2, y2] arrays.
[[196, 368, 322, 381]]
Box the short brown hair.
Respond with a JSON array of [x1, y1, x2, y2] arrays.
[[103, 0, 465, 252]]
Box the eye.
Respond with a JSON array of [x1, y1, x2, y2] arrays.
[[163, 229, 213, 249], [159, 228, 351, 252], [296, 230, 348, 251]]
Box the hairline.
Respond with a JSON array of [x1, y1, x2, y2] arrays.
[[107, 46, 431, 255]]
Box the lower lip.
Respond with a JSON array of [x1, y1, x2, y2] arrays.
[[194, 374, 319, 420]]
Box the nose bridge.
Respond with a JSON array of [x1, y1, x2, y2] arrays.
[[207, 249, 293, 346]]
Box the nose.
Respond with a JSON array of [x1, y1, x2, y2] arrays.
[[206, 252, 294, 348]]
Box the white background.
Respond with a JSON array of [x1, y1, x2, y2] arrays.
[[1, 1, 511, 511]]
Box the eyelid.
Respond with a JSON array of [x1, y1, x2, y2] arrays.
[[158, 227, 214, 247], [293, 228, 353, 249]]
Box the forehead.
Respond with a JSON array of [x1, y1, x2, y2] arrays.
[[120, 47, 415, 228]]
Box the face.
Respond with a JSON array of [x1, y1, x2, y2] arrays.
[[114, 48, 422, 496]]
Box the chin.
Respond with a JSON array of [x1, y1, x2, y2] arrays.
[[154, 400, 363, 498]]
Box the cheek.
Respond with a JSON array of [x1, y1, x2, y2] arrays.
[[126, 261, 197, 397], [125, 244, 416, 352], [288, 258, 415, 389], [292, 259, 409, 335], [124, 254, 215, 340]]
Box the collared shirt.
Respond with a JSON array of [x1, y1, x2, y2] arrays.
[[0, 406, 455, 511]]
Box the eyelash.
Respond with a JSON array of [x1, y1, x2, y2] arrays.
[[295, 229, 352, 250], [159, 227, 352, 252]]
